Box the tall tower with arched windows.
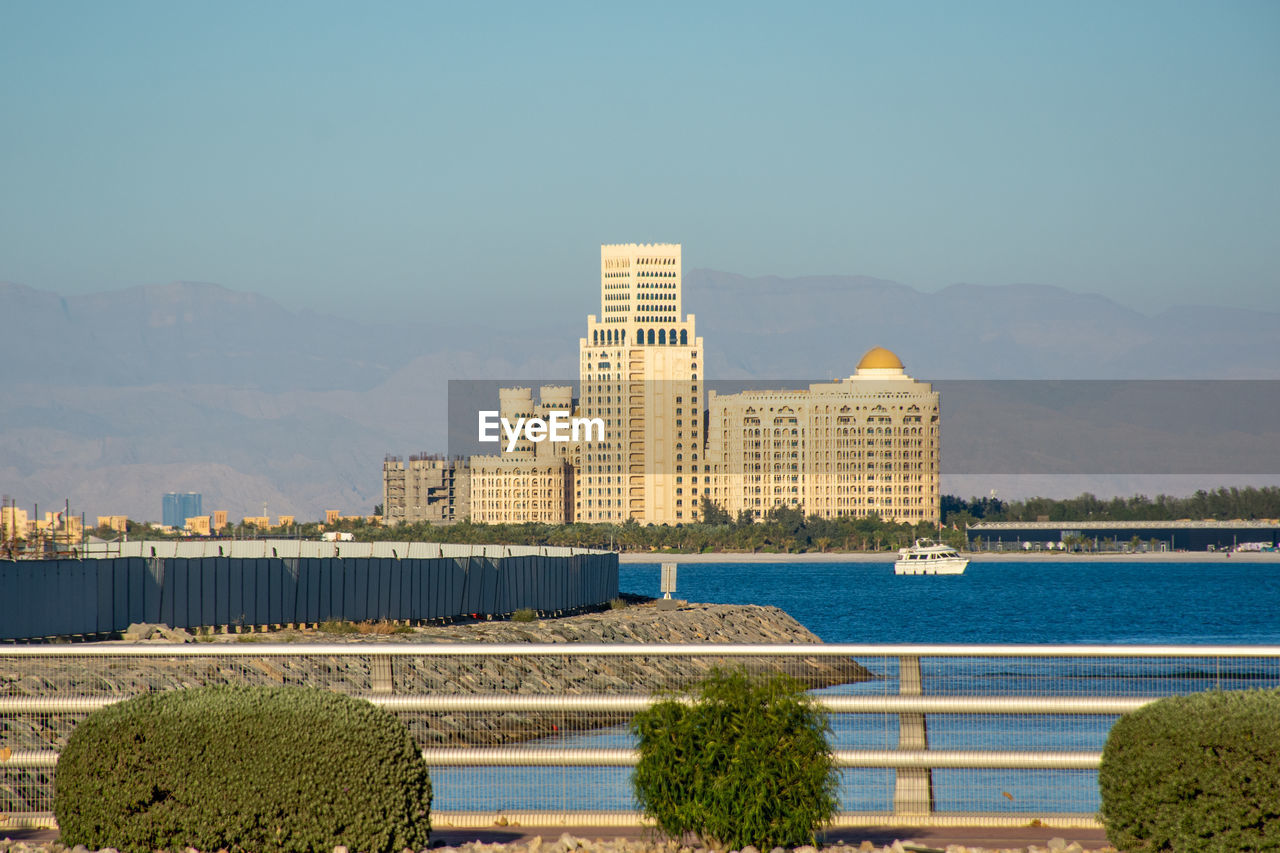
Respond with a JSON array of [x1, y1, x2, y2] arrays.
[[578, 244, 703, 524]]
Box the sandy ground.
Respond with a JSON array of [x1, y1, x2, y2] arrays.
[[620, 550, 1280, 564]]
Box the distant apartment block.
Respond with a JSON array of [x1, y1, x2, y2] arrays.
[[37, 512, 83, 541], [469, 387, 573, 524], [4, 507, 93, 541], [2, 506, 29, 540], [382, 455, 472, 524], [162, 492, 202, 528], [96, 515, 129, 533], [471, 455, 572, 524], [704, 347, 940, 523]]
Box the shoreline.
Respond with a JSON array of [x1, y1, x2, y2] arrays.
[[620, 550, 1280, 564]]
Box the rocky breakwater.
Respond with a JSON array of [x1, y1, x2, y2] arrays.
[[1, 602, 869, 813]]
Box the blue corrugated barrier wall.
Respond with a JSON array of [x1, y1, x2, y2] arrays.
[[0, 542, 618, 641]]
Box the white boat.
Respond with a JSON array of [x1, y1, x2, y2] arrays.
[[894, 539, 969, 575]]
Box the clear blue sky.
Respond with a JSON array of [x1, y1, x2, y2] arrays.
[[2, 1, 1277, 322]]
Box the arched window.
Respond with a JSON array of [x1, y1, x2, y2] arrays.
[[680, 329, 687, 345], [592, 330, 598, 345], [659, 329, 666, 345], [669, 328, 676, 344], [647, 329, 655, 345], [636, 328, 644, 345]]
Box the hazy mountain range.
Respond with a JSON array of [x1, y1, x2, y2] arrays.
[[2, 273, 1276, 522]]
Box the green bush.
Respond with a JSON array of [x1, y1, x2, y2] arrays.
[[512, 607, 538, 622], [630, 668, 837, 849], [1099, 689, 1280, 853], [54, 685, 432, 853]]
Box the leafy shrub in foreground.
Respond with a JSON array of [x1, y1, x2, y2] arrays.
[[54, 685, 431, 853], [1099, 688, 1280, 852], [630, 668, 837, 849]]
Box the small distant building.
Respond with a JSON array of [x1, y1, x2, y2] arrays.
[[186, 516, 212, 536], [324, 509, 341, 525], [212, 510, 228, 532], [2, 506, 30, 539], [468, 386, 573, 524], [162, 493, 202, 528], [96, 515, 129, 533], [278, 515, 295, 527], [471, 455, 573, 524], [382, 455, 472, 524], [36, 512, 83, 543], [242, 516, 270, 529]]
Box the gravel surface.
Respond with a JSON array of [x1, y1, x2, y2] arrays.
[[0, 831, 1119, 853]]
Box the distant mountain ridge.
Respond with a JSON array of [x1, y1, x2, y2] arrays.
[[1, 274, 1275, 521], [685, 271, 1279, 380]]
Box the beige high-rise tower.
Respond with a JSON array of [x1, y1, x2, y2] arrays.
[[578, 244, 703, 524]]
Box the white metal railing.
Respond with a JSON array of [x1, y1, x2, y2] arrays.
[[4, 643, 1280, 830]]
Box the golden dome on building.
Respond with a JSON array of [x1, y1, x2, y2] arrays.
[[856, 346, 904, 371]]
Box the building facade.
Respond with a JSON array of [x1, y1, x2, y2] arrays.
[[162, 492, 202, 528], [704, 347, 940, 524], [382, 455, 472, 525], [470, 455, 572, 524], [577, 243, 703, 524], [469, 386, 574, 524], [96, 515, 129, 533]]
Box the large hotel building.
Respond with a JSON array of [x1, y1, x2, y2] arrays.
[[405, 243, 939, 526]]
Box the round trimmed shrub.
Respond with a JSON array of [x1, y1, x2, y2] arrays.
[[1099, 688, 1280, 853], [54, 685, 431, 853], [630, 668, 837, 849]]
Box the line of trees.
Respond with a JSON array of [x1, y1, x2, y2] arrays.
[[78, 486, 1280, 555], [943, 486, 1280, 528], [343, 500, 953, 554]]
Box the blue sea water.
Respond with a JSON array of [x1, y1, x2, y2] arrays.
[[433, 560, 1280, 814], [620, 559, 1280, 645]]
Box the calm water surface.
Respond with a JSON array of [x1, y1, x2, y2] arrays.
[[620, 559, 1280, 644], [435, 560, 1280, 813]]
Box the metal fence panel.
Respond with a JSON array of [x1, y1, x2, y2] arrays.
[[161, 558, 179, 628], [281, 558, 299, 625], [300, 559, 319, 625], [228, 556, 244, 628], [0, 562, 19, 640], [94, 560, 113, 636], [376, 558, 393, 622], [5, 643, 1278, 828]]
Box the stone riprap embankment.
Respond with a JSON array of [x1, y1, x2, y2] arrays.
[[2, 603, 870, 813]]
